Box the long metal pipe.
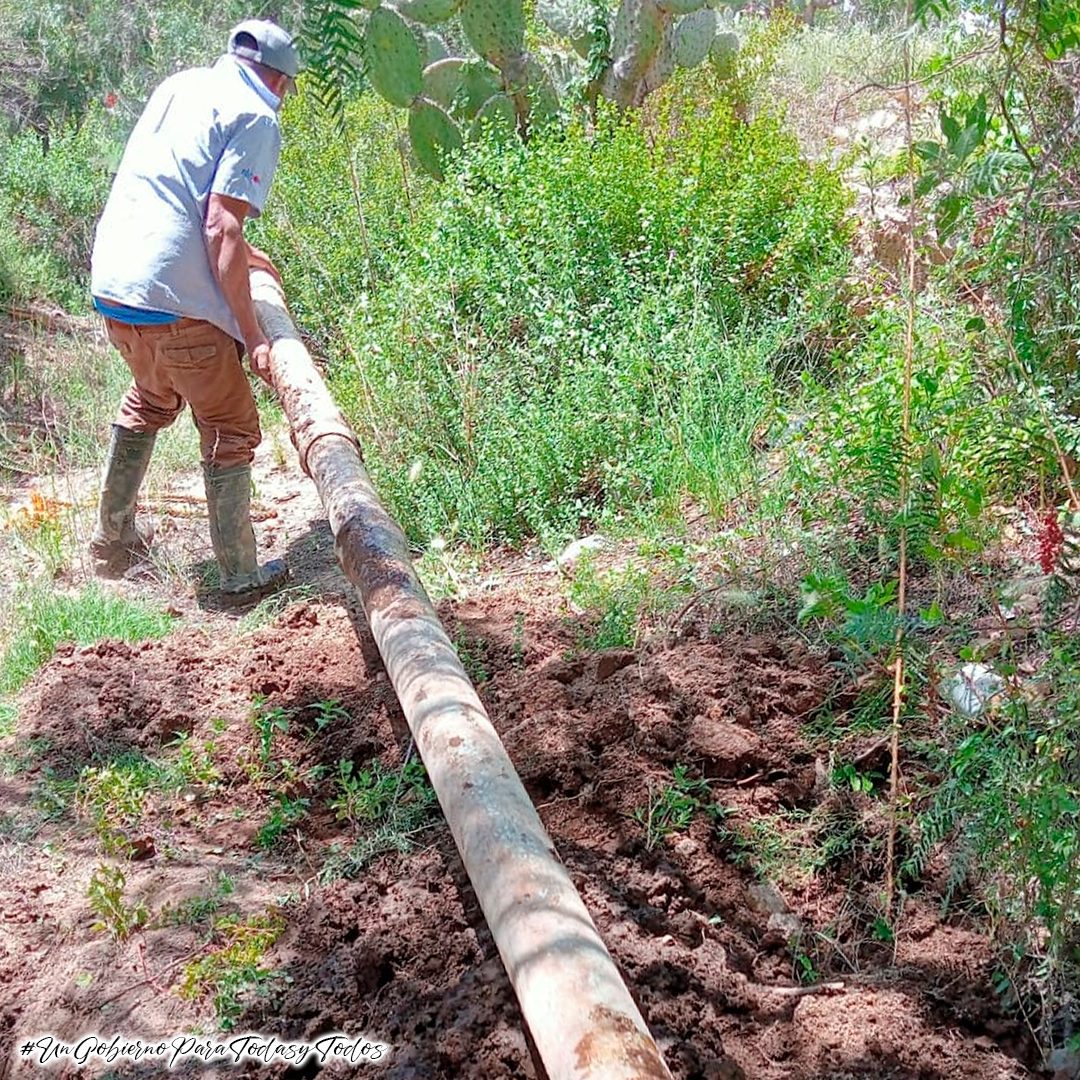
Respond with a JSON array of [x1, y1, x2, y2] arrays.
[[251, 270, 673, 1080]]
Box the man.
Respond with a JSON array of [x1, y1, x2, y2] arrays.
[[89, 19, 299, 601]]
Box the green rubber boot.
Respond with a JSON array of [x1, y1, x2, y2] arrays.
[[203, 464, 289, 602], [90, 425, 155, 574]]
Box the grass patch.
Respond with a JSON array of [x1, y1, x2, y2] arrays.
[[569, 557, 652, 651], [0, 583, 174, 695], [321, 758, 440, 881], [159, 871, 236, 928], [0, 700, 16, 738], [633, 765, 724, 850], [178, 911, 285, 1030]]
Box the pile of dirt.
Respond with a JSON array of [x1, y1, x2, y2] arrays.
[[0, 578, 1041, 1079]]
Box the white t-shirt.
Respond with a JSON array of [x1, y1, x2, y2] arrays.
[[91, 55, 282, 342]]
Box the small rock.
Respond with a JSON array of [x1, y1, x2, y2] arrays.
[[556, 534, 608, 569], [747, 882, 789, 917], [129, 836, 156, 861], [689, 716, 764, 778], [767, 912, 803, 938], [673, 837, 699, 859]]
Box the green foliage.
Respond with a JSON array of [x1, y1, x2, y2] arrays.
[[178, 911, 285, 1030], [0, 0, 300, 137], [321, 758, 440, 880], [831, 760, 879, 795], [569, 557, 651, 650], [0, 584, 174, 695], [159, 872, 236, 927], [633, 764, 722, 849], [168, 730, 222, 787], [266, 94, 848, 546], [255, 793, 310, 849], [252, 699, 292, 764], [0, 117, 113, 308], [76, 752, 169, 854], [330, 757, 433, 828], [903, 634, 1080, 964], [301, 0, 736, 157], [87, 863, 149, 941], [784, 306, 1058, 570]]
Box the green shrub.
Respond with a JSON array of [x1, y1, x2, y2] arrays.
[[0, 116, 115, 308], [0, 0, 301, 137], [783, 304, 1063, 570], [263, 92, 850, 546]]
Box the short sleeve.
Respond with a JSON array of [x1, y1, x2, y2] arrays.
[[210, 114, 281, 217]]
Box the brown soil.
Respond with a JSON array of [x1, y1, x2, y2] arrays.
[[0, 560, 1043, 1080]]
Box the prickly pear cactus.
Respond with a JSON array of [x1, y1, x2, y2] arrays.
[[536, 0, 594, 39], [421, 30, 449, 63], [656, 0, 706, 12], [421, 56, 466, 108], [459, 0, 526, 69], [408, 98, 464, 179], [603, 0, 665, 108], [394, 0, 461, 23], [459, 60, 504, 117], [470, 93, 518, 140], [709, 30, 739, 79], [536, 0, 600, 56], [343, 0, 735, 179], [672, 7, 716, 68], [363, 6, 423, 107]]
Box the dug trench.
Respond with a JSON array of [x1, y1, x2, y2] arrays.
[[0, 573, 1042, 1080]]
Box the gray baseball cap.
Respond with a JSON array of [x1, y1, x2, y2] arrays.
[[228, 19, 300, 78]]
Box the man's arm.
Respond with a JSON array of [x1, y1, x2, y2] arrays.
[[204, 192, 273, 383]]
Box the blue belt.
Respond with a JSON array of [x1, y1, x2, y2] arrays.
[[93, 296, 180, 326]]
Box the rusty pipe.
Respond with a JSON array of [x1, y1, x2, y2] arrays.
[[251, 270, 673, 1080]]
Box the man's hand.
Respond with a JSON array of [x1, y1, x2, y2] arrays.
[[247, 337, 275, 386]]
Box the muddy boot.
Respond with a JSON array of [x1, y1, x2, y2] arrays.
[[90, 425, 155, 574], [203, 463, 288, 603]]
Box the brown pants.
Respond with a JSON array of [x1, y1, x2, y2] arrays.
[[105, 316, 261, 468]]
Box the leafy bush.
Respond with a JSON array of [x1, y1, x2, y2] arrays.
[[0, 0, 301, 137], [0, 116, 114, 308], [903, 631, 1080, 1047], [783, 304, 1067, 571], [262, 90, 850, 546]]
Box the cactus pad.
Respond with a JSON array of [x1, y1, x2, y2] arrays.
[[422, 30, 449, 63], [363, 6, 424, 108], [459, 59, 503, 118], [673, 8, 716, 67], [396, 0, 461, 23], [537, 0, 595, 40], [421, 57, 467, 108], [408, 98, 464, 179], [459, 0, 526, 68], [709, 30, 739, 78], [523, 56, 560, 127], [604, 0, 665, 106]]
